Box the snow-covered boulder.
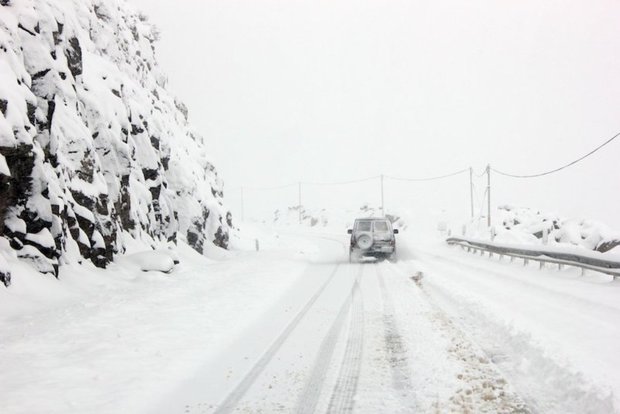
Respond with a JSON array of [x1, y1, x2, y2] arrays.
[[0, 0, 231, 280], [117, 250, 176, 274], [467, 205, 620, 256]]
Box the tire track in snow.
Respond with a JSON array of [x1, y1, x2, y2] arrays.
[[417, 254, 615, 413], [327, 265, 365, 414], [214, 264, 341, 414], [375, 263, 414, 396], [417, 247, 620, 316], [408, 257, 531, 413], [295, 265, 362, 414]]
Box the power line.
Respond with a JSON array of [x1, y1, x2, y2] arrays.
[[475, 168, 488, 178], [242, 182, 298, 191], [231, 175, 381, 192], [231, 129, 620, 192], [492, 130, 620, 178], [472, 181, 483, 212], [230, 168, 467, 191], [384, 168, 469, 182], [302, 175, 380, 186], [478, 186, 488, 218]]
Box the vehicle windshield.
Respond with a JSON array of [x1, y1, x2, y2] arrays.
[[355, 220, 372, 231], [374, 221, 389, 232]]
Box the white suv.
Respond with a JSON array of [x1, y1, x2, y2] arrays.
[[347, 218, 398, 262]]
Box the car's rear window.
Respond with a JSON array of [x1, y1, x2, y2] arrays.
[[374, 221, 389, 232], [356, 221, 372, 231]]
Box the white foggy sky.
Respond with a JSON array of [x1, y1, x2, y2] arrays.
[[129, 0, 620, 226]]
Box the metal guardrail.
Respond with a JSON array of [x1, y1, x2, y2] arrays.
[[446, 237, 620, 279]]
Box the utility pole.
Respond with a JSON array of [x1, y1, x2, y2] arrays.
[[298, 182, 302, 225], [240, 186, 245, 222], [469, 167, 474, 219], [380, 174, 385, 217], [486, 165, 491, 227]]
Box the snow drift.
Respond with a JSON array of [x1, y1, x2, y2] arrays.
[[0, 0, 231, 285]]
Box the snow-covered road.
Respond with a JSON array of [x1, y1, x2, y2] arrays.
[[151, 233, 529, 414], [1, 228, 618, 413]]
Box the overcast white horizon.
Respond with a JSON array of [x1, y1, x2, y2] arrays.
[[129, 0, 620, 228]]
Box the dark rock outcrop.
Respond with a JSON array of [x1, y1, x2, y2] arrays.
[[597, 240, 620, 253], [0, 269, 10, 287]]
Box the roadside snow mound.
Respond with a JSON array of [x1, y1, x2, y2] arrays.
[[116, 250, 176, 274], [467, 205, 620, 255], [0, 0, 232, 280]]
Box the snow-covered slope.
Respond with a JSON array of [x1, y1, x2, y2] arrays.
[[0, 0, 231, 286]]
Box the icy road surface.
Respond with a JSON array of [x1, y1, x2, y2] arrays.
[[0, 228, 618, 413]]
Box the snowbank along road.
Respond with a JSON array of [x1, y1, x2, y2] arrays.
[[1, 228, 618, 413]]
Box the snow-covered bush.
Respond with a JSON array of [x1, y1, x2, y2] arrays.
[[0, 0, 231, 279]]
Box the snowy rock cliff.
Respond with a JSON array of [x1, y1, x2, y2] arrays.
[[0, 0, 231, 286]]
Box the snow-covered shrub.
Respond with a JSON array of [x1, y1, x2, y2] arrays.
[[0, 0, 231, 280]]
